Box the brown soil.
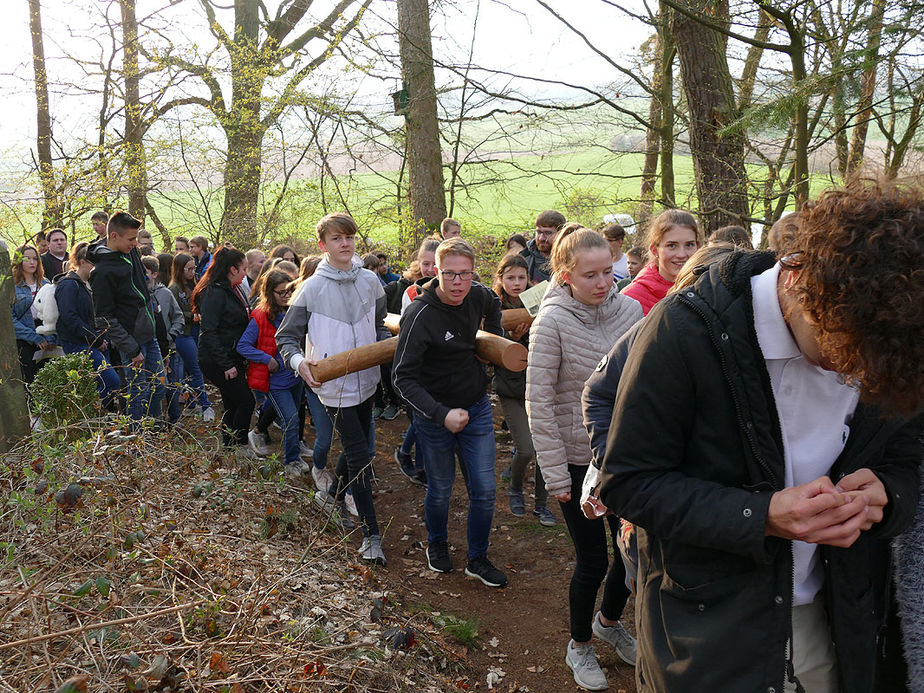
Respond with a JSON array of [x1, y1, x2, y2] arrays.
[[342, 408, 639, 693]]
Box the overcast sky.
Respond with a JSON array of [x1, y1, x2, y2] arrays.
[[0, 0, 653, 165]]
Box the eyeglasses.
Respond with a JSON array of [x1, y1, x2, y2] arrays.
[[535, 228, 558, 238], [440, 270, 474, 281], [273, 288, 293, 297]]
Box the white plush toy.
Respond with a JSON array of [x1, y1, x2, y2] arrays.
[[34, 284, 58, 336]]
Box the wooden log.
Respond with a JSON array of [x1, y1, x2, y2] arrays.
[[309, 337, 399, 384], [501, 308, 533, 330], [387, 309, 533, 335], [309, 328, 528, 384]]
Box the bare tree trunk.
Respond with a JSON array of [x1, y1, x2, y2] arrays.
[[120, 0, 147, 219], [638, 33, 663, 223], [659, 27, 676, 209], [0, 241, 31, 451], [846, 0, 885, 175], [397, 0, 447, 240], [28, 0, 59, 229], [671, 0, 749, 232]]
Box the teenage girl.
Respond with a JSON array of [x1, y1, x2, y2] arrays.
[[192, 246, 254, 452], [11, 244, 56, 385], [168, 253, 214, 421], [237, 270, 306, 475], [492, 253, 554, 525], [621, 209, 700, 314], [526, 224, 643, 691]]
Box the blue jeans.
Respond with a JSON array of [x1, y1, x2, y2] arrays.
[[414, 395, 496, 559], [165, 353, 183, 423], [60, 341, 120, 409], [173, 334, 210, 409], [305, 388, 333, 470], [267, 382, 305, 465], [400, 420, 424, 472], [126, 340, 167, 421]]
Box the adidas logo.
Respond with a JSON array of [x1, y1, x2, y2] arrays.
[[444, 331, 454, 341]]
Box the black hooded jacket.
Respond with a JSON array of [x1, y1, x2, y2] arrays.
[[87, 243, 155, 359], [599, 251, 922, 693], [392, 280, 502, 424]]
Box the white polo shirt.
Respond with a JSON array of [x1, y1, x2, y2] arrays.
[[751, 263, 860, 606]]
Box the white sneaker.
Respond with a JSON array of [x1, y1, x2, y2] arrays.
[[299, 441, 314, 460], [343, 492, 358, 518], [311, 466, 333, 495], [248, 429, 271, 456], [201, 406, 216, 422], [592, 612, 637, 666], [565, 640, 608, 691], [359, 535, 386, 565]]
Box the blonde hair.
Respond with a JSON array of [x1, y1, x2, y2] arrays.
[[68, 241, 90, 272], [549, 224, 609, 284], [435, 237, 476, 266], [670, 242, 737, 293], [647, 209, 701, 249]]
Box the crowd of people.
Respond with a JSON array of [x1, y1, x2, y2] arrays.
[[9, 179, 924, 692]]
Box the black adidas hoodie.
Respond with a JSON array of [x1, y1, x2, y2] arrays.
[[392, 279, 502, 424], [86, 243, 156, 359]]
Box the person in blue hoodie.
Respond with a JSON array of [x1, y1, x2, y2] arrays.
[[87, 211, 166, 422], [55, 241, 120, 410]]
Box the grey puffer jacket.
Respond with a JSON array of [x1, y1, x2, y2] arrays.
[[526, 281, 642, 497]]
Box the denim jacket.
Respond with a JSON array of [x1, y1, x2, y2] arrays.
[[11, 280, 55, 345]]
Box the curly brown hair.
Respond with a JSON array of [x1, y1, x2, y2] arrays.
[[780, 179, 924, 416]]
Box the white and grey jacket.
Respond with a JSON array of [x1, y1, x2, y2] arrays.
[[275, 256, 389, 408], [526, 282, 642, 497]]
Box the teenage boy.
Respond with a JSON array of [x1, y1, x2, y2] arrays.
[[600, 181, 924, 693], [276, 212, 389, 566], [392, 237, 508, 588], [91, 211, 109, 241], [87, 212, 167, 422], [41, 228, 68, 280], [173, 236, 189, 253], [521, 210, 565, 283], [440, 218, 462, 239], [189, 236, 212, 280], [602, 222, 629, 281], [375, 252, 400, 285], [137, 229, 155, 255]]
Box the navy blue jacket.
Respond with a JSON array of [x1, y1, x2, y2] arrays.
[[55, 271, 100, 347]]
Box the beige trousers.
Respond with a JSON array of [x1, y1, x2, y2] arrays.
[[784, 599, 838, 693]]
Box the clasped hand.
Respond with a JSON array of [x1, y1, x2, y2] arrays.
[[766, 469, 887, 548]]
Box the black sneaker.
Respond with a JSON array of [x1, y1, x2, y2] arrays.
[[394, 446, 416, 479], [465, 555, 507, 588], [410, 469, 427, 487], [426, 541, 453, 573]]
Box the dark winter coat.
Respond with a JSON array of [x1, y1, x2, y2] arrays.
[[519, 239, 551, 284], [55, 271, 101, 347], [599, 250, 922, 693], [385, 276, 413, 315], [492, 297, 528, 400], [87, 244, 155, 359], [195, 280, 250, 372]]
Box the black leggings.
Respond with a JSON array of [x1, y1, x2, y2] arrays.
[[559, 463, 631, 642], [326, 396, 379, 537], [201, 362, 254, 447]]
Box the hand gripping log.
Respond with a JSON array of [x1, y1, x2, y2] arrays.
[[309, 313, 528, 384]]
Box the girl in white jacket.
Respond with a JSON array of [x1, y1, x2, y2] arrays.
[[526, 224, 642, 691]]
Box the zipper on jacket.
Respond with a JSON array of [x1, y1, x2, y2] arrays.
[[678, 291, 780, 489], [121, 256, 155, 328]]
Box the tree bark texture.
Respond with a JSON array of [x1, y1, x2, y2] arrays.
[[670, 0, 749, 232], [397, 0, 447, 242], [28, 0, 60, 229], [846, 0, 885, 176], [120, 0, 148, 219], [638, 32, 664, 223], [0, 241, 31, 452]]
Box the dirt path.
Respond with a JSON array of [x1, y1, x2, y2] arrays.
[[360, 411, 638, 693]]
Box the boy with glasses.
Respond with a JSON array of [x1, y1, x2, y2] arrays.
[[392, 238, 508, 587], [521, 210, 565, 283]]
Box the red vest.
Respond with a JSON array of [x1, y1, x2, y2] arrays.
[[246, 308, 278, 392]]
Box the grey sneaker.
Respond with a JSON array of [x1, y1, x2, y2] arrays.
[[299, 441, 314, 460], [359, 535, 386, 565], [248, 429, 271, 456], [508, 490, 526, 517], [533, 506, 557, 526], [380, 403, 401, 420], [311, 465, 334, 495], [313, 491, 354, 530], [565, 640, 608, 691], [592, 612, 637, 666]]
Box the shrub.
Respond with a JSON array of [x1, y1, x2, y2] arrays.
[[30, 352, 99, 426]]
